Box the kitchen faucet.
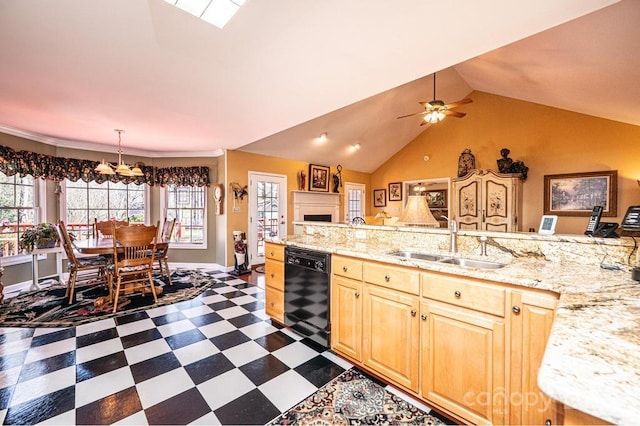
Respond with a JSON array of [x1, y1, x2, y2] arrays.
[[442, 216, 458, 254]]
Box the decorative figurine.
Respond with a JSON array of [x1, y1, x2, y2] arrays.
[[332, 164, 343, 193], [297, 170, 306, 191], [231, 230, 250, 276], [496, 148, 529, 181], [457, 149, 476, 177], [497, 148, 514, 173]]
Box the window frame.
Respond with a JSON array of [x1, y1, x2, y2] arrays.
[[0, 173, 46, 266], [59, 179, 150, 239], [160, 184, 207, 250]]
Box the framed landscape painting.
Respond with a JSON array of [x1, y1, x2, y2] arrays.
[[544, 170, 617, 216]]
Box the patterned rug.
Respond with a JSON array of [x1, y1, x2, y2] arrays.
[[269, 369, 448, 425], [0, 269, 221, 328]]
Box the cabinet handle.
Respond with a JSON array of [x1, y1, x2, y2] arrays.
[[270, 302, 275, 307], [355, 292, 360, 298], [384, 275, 391, 282], [544, 420, 552, 426], [421, 314, 427, 320], [410, 310, 417, 316], [270, 273, 275, 278], [454, 290, 461, 298], [512, 306, 521, 314], [343, 266, 348, 272], [270, 251, 274, 256]]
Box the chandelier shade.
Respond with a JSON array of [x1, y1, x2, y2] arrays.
[[95, 129, 144, 176]]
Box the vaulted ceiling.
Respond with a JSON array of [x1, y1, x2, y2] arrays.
[[1, 0, 637, 173]]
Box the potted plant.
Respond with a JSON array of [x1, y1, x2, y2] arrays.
[[20, 223, 60, 252]]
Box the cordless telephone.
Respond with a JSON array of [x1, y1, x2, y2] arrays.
[[584, 206, 603, 235]]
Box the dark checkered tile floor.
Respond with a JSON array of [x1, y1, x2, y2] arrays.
[[0, 269, 436, 425]]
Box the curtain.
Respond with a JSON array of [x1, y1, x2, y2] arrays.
[[0, 145, 210, 187]]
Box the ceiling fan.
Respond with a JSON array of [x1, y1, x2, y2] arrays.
[[397, 73, 472, 125]]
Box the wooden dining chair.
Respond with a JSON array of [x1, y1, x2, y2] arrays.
[[58, 221, 110, 303], [153, 218, 176, 285], [95, 218, 129, 238], [109, 222, 158, 312]]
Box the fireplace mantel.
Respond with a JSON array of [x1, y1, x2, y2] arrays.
[[292, 191, 341, 222]]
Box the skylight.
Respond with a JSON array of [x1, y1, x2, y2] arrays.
[[163, 0, 246, 29]]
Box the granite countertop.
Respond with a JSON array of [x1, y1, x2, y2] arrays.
[[274, 235, 640, 425]]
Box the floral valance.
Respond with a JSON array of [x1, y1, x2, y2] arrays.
[[0, 145, 210, 187]]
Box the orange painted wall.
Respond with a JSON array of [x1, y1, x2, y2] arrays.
[[372, 91, 640, 234], [225, 150, 370, 266]]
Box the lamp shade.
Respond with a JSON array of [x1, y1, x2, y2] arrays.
[[399, 195, 440, 227]]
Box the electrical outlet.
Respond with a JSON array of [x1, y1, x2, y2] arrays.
[[355, 230, 366, 239]]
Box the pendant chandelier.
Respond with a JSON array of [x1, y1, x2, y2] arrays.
[[94, 129, 143, 176]]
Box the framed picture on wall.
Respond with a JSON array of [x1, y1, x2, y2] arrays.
[[309, 164, 330, 192], [426, 189, 447, 208], [388, 182, 402, 201], [374, 189, 386, 207], [543, 170, 617, 216]]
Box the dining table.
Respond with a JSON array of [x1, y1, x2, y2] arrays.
[[73, 237, 169, 255]]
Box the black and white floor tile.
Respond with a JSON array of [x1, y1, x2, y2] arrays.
[[0, 269, 435, 425]]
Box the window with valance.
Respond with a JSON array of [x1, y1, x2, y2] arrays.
[[0, 145, 210, 187]]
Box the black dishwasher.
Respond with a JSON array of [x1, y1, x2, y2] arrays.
[[284, 247, 331, 348]]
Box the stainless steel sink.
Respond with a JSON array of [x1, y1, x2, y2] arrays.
[[438, 257, 506, 269], [387, 251, 445, 262]]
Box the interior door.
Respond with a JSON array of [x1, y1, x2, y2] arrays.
[[249, 172, 287, 266]]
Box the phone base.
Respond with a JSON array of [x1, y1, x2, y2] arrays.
[[632, 268, 640, 282]]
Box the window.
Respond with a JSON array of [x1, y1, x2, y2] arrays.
[[0, 172, 36, 258], [344, 182, 366, 223], [164, 185, 206, 247], [63, 179, 147, 239]]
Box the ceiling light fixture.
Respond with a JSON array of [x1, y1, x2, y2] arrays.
[[318, 132, 328, 142], [164, 0, 246, 29], [352, 143, 361, 151], [94, 129, 143, 177]]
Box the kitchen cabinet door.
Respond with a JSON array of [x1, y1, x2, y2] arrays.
[[421, 300, 506, 425], [509, 290, 558, 425], [362, 284, 420, 392], [264, 242, 285, 324], [331, 275, 362, 362]]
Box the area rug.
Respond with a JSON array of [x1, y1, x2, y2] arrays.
[[0, 269, 220, 328], [269, 369, 447, 425]]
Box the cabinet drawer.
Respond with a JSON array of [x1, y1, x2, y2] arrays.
[[333, 256, 363, 281], [265, 286, 284, 323], [265, 258, 284, 291], [265, 243, 285, 262], [422, 273, 505, 317], [363, 262, 420, 295]]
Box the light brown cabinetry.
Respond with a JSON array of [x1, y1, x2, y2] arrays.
[[331, 256, 420, 392], [421, 272, 506, 425], [509, 289, 559, 425], [452, 169, 523, 232], [330, 254, 560, 425], [264, 242, 285, 323], [362, 280, 420, 392]]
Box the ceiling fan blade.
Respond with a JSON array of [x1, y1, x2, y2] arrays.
[[445, 110, 466, 118], [445, 98, 473, 109], [397, 111, 426, 119]]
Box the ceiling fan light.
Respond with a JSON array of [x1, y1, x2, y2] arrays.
[[130, 166, 144, 176]]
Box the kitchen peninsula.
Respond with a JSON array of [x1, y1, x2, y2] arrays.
[[268, 221, 639, 425]]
